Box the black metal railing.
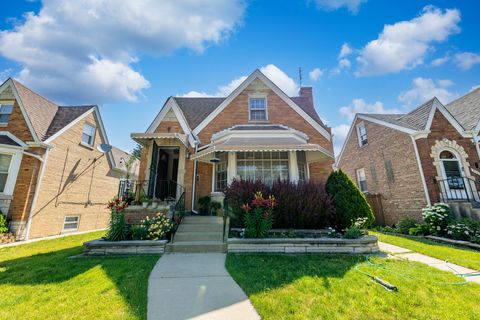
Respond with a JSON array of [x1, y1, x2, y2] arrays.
[[118, 179, 149, 204], [437, 176, 480, 203], [170, 191, 186, 243], [154, 180, 184, 201]]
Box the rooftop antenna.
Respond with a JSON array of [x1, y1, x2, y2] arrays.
[[298, 67, 303, 87]]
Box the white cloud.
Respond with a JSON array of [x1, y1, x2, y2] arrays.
[[0, 69, 12, 83], [454, 52, 480, 70], [315, 0, 367, 14], [338, 43, 353, 59], [0, 0, 246, 103], [309, 68, 324, 82], [431, 55, 450, 66], [332, 124, 351, 156], [398, 77, 459, 106], [339, 98, 399, 121], [338, 58, 351, 69], [180, 64, 299, 97], [355, 6, 460, 76]]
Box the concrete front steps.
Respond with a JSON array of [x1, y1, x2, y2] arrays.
[[166, 216, 226, 253]]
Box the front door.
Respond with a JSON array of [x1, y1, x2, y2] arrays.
[[155, 149, 169, 200], [439, 150, 467, 200]]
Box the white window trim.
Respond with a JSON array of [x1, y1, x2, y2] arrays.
[[62, 215, 80, 233], [356, 168, 367, 192], [248, 94, 268, 122], [0, 146, 23, 195], [0, 100, 15, 125], [81, 123, 96, 147], [356, 122, 367, 147]]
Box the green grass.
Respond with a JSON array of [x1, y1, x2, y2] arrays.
[[371, 231, 480, 271], [227, 253, 480, 320], [0, 231, 159, 320]]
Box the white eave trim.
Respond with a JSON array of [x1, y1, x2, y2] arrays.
[[44, 108, 95, 144], [191, 69, 331, 141], [145, 97, 196, 147], [0, 79, 41, 143], [0, 131, 28, 148], [426, 98, 471, 138]]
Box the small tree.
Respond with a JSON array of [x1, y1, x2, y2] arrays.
[[326, 170, 374, 231]]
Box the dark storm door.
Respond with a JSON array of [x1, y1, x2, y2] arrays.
[[156, 149, 169, 200]]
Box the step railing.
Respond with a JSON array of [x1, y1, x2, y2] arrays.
[[170, 191, 186, 243], [437, 176, 480, 204]]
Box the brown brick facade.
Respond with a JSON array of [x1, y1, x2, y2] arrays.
[[25, 113, 119, 239], [338, 118, 428, 225]]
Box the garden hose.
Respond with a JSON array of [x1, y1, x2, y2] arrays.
[[355, 255, 469, 290]]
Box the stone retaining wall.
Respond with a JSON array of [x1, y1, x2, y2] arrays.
[[83, 239, 167, 255], [227, 235, 379, 253]]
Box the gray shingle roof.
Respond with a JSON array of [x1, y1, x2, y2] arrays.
[[446, 87, 480, 130], [360, 99, 436, 131], [5, 79, 97, 142], [172, 96, 327, 130]]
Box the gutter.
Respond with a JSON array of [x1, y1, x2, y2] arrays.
[[410, 135, 431, 207], [24, 148, 50, 240]]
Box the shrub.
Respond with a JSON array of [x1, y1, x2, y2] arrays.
[[242, 192, 275, 238], [106, 197, 131, 241], [0, 213, 8, 234], [198, 196, 211, 215], [224, 179, 335, 229], [446, 222, 474, 241], [325, 170, 374, 231], [142, 213, 174, 240], [422, 203, 453, 236], [131, 225, 148, 240], [396, 217, 418, 235], [344, 217, 368, 239], [408, 224, 430, 236]]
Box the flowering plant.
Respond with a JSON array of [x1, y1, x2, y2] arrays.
[[142, 213, 174, 240], [107, 197, 128, 213], [106, 197, 130, 241], [241, 192, 276, 238], [422, 203, 453, 236], [446, 222, 474, 241]]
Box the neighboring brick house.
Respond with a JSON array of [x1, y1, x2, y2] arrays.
[[337, 88, 480, 225], [0, 78, 121, 240], [131, 69, 334, 212]]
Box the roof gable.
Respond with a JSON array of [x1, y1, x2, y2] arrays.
[[191, 69, 331, 141], [445, 87, 480, 131]]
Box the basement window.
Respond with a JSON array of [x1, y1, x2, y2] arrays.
[[81, 123, 96, 147], [63, 216, 80, 232]]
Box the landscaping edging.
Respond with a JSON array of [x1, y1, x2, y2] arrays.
[[83, 239, 168, 255], [227, 235, 379, 253], [425, 235, 480, 251]]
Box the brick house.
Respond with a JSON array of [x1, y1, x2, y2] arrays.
[[0, 78, 121, 240], [131, 69, 334, 212], [337, 88, 480, 225]]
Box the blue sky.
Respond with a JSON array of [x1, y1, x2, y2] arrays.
[[0, 0, 479, 154]]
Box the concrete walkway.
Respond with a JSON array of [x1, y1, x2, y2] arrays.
[[378, 241, 480, 284], [148, 253, 260, 320]]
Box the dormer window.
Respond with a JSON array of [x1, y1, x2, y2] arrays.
[[249, 97, 267, 121], [81, 123, 96, 147], [0, 103, 13, 124], [357, 122, 368, 146]]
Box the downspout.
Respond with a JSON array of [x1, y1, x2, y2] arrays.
[[411, 135, 431, 207], [191, 140, 199, 213], [24, 148, 50, 240]]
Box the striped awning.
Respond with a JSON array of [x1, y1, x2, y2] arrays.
[[131, 132, 188, 147], [191, 136, 334, 162]]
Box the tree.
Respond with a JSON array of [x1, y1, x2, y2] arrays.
[[326, 170, 374, 231]]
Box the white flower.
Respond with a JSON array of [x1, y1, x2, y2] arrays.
[[437, 226, 441, 231]]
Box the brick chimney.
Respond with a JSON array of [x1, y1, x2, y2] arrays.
[[299, 87, 313, 107]]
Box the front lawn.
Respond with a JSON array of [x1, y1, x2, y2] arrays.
[[371, 231, 480, 271], [0, 231, 159, 320], [226, 253, 480, 320]]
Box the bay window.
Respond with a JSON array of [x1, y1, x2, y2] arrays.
[[236, 151, 289, 184], [0, 153, 12, 193], [214, 152, 228, 191], [297, 151, 307, 182]]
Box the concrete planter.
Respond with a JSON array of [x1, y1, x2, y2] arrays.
[[425, 235, 480, 250], [83, 239, 168, 256], [227, 235, 379, 254]]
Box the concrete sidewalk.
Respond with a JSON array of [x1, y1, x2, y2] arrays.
[[148, 253, 260, 320], [378, 241, 480, 284]]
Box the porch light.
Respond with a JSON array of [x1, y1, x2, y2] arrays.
[[209, 157, 221, 163]]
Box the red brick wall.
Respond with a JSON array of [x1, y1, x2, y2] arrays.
[[415, 110, 480, 203], [338, 118, 428, 225]]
